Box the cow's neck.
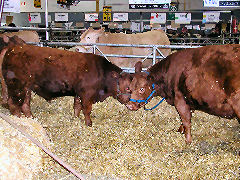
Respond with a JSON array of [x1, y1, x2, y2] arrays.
[[98, 74, 120, 101], [149, 73, 167, 99]]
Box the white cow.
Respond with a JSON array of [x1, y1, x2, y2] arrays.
[[76, 28, 171, 68]]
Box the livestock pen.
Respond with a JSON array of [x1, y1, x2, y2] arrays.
[[0, 27, 239, 179]]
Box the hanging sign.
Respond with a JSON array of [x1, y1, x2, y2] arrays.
[[85, 13, 98, 21], [169, 2, 178, 11], [193, 25, 201, 30], [34, 0, 41, 8], [175, 13, 191, 24], [150, 13, 166, 24], [204, 0, 240, 7], [29, 13, 41, 23], [202, 11, 220, 23], [113, 13, 128, 22], [219, 0, 240, 7], [204, 0, 219, 7], [103, 6, 112, 22], [131, 22, 141, 32], [3, 0, 20, 13], [129, 0, 170, 9], [55, 13, 68, 21]]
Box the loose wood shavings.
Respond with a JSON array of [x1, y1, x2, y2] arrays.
[[0, 93, 239, 179]]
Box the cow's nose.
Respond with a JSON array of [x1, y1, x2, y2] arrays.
[[126, 104, 133, 110], [75, 48, 79, 52]]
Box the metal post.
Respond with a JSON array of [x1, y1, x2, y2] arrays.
[[45, 0, 49, 40], [93, 45, 96, 54], [96, 0, 99, 13], [230, 14, 232, 36], [0, 0, 4, 25], [152, 46, 157, 65]]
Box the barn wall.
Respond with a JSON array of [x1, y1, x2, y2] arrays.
[[3, 0, 240, 29], [9, 11, 235, 30], [20, 0, 100, 12], [18, 0, 240, 12]]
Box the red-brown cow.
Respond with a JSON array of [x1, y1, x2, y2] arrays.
[[0, 35, 25, 105], [126, 44, 240, 144], [2, 44, 133, 126]]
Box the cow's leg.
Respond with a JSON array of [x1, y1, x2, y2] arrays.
[[73, 96, 82, 117], [8, 97, 21, 117], [229, 93, 240, 124], [6, 76, 26, 117], [174, 91, 192, 144], [0, 74, 8, 105], [0, 49, 8, 105], [78, 91, 95, 126], [81, 100, 93, 127], [21, 88, 32, 117]]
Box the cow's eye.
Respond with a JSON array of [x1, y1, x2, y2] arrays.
[[139, 88, 145, 93], [87, 37, 90, 39]]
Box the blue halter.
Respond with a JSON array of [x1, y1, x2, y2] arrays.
[[129, 84, 156, 104], [129, 83, 165, 111]]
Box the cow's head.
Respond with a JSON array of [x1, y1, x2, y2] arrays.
[[125, 62, 155, 111], [76, 27, 104, 52], [0, 35, 25, 52], [104, 71, 132, 104], [115, 72, 133, 104]]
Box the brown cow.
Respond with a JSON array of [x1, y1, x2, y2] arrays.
[[76, 27, 171, 68], [0, 35, 25, 105], [2, 44, 133, 126], [0, 31, 40, 43], [125, 44, 240, 144]]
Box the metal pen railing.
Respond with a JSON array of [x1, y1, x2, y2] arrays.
[[39, 42, 201, 73]]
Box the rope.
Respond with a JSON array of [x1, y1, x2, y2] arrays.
[[0, 113, 85, 180], [144, 97, 165, 111]]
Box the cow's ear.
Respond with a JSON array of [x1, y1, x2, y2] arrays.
[[3, 35, 9, 43], [111, 71, 120, 79], [147, 75, 155, 83], [135, 61, 142, 73]]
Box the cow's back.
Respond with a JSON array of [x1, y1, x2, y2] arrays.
[[150, 44, 240, 116], [3, 45, 120, 97], [0, 31, 40, 43], [97, 30, 171, 68]]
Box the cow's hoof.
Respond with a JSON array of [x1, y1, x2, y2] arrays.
[[185, 135, 192, 144], [24, 114, 33, 118], [177, 124, 184, 134], [85, 121, 92, 127], [1, 102, 9, 109]]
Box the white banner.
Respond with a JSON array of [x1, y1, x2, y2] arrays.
[[193, 25, 200, 30], [113, 13, 128, 21], [129, 0, 171, 4], [203, 0, 219, 7], [175, 13, 191, 24], [150, 13, 166, 24], [185, 25, 193, 29], [203, 11, 220, 23], [55, 13, 68, 22], [85, 13, 98, 21], [29, 13, 41, 24], [3, 0, 20, 13]]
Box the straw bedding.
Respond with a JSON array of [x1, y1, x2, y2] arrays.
[[0, 92, 239, 179]]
